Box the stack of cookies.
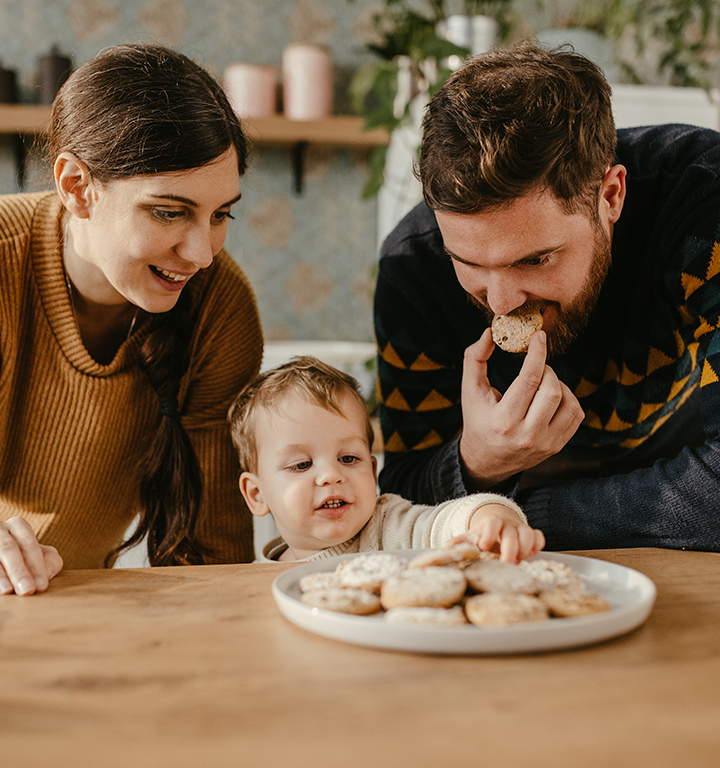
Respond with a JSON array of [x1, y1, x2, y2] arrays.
[[298, 545, 609, 627]]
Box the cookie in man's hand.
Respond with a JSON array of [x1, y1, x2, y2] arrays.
[[491, 307, 543, 353]]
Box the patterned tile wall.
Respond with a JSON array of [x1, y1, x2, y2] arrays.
[[0, 0, 384, 343]]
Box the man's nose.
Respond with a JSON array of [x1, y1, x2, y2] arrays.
[[483, 272, 527, 316]]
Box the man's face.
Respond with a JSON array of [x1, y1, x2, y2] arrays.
[[436, 188, 613, 357]]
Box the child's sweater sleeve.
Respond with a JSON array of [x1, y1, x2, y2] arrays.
[[363, 492, 526, 551]]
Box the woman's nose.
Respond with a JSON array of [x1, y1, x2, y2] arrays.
[[177, 226, 215, 269]]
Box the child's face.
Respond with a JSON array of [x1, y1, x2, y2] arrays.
[[240, 390, 378, 558]]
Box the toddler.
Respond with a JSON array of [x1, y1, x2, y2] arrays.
[[228, 356, 545, 563]]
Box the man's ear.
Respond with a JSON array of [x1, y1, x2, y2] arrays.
[[600, 163, 627, 225], [54, 152, 95, 219], [239, 472, 270, 517]]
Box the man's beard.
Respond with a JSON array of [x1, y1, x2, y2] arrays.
[[470, 220, 612, 358]]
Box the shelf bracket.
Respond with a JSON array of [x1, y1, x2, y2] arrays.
[[291, 141, 309, 195]]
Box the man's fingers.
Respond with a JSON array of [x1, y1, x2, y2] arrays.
[[502, 331, 549, 414]]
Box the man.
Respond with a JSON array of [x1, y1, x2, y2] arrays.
[[374, 41, 720, 552]]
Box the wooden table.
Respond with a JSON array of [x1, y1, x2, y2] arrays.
[[1, 548, 719, 768]]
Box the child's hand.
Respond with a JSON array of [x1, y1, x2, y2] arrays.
[[447, 503, 545, 564]]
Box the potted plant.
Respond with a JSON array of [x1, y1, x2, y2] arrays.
[[349, 0, 515, 199]]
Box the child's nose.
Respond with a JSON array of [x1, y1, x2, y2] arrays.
[[315, 461, 344, 485]]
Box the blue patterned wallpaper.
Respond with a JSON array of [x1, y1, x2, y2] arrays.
[[0, 0, 384, 343]]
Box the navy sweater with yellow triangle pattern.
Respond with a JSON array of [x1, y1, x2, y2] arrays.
[[374, 124, 720, 552]]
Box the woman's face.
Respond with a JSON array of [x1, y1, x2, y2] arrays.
[[69, 147, 242, 314]]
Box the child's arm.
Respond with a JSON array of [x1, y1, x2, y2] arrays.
[[446, 501, 545, 564]]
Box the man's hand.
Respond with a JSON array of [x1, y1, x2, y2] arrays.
[[459, 328, 584, 488], [0, 517, 63, 596]]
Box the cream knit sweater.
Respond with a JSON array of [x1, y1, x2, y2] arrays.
[[0, 192, 263, 568]]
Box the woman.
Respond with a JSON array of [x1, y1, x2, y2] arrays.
[[0, 43, 263, 595]]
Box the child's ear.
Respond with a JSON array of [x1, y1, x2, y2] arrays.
[[239, 472, 270, 517], [54, 151, 96, 219]]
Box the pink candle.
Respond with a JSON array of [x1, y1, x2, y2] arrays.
[[282, 44, 333, 121], [224, 63, 277, 119]]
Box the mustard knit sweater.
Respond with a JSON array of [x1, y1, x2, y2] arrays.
[[0, 192, 263, 568]]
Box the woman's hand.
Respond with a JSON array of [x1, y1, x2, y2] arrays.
[[0, 516, 63, 596], [446, 503, 545, 564]]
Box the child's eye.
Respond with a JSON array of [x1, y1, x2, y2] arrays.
[[339, 455, 359, 465], [289, 460, 312, 472]]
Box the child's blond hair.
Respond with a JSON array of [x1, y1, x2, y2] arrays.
[[228, 355, 374, 473]]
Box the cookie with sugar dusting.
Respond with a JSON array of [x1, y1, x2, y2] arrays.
[[301, 587, 381, 615], [464, 560, 539, 595], [465, 592, 549, 626], [408, 542, 483, 569], [384, 605, 468, 627], [335, 552, 407, 592], [491, 307, 543, 353], [381, 566, 467, 609], [539, 586, 609, 617]]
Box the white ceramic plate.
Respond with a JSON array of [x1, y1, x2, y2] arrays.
[[272, 551, 657, 655]]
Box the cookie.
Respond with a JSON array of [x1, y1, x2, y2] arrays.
[[539, 586, 610, 617], [465, 592, 549, 626], [300, 587, 381, 615], [384, 605, 468, 627], [464, 560, 538, 595], [491, 307, 543, 353], [335, 552, 407, 592], [298, 571, 342, 592], [381, 566, 467, 609], [519, 558, 584, 590], [408, 542, 483, 569]]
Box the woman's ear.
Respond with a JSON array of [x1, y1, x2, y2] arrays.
[[239, 472, 270, 517], [54, 152, 95, 219]]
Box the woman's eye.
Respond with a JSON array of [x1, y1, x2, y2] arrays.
[[152, 208, 184, 222], [213, 210, 235, 224]]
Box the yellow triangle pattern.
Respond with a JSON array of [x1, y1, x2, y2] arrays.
[[681, 272, 704, 300], [678, 304, 694, 327], [416, 391, 454, 411], [574, 378, 601, 398], [413, 430, 444, 450], [384, 388, 411, 411], [603, 358, 619, 384], [604, 410, 635, 432], [647, 346, 674, 375], [620, 365, 644, 386], [707, 241, 720, 281], [637, 402, 664, 422], [582, 411, 603, 429], [381, 343, 406, 369], [701, 359, 719, 386], [410, 353, 444, 371], [667, 373, 691, 401], [384, 432, 407, 452], [695, 317, 714, 338]]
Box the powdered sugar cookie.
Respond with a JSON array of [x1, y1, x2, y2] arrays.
[[301, 587, 381, 615], [384, 605, 468, 627], [465, 592, 549, 626], [491, 307, 543, 353], [464, 560, 538, 595], [335, 552, 407, 592], [381, 566, 467, 609], [408, 542, 482, 569], [298, 571, 342, 592], [539, 586, 610, 617], [519, 558, 584, 590]]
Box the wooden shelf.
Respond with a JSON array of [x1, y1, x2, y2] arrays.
[[0, 105, 389, 147]]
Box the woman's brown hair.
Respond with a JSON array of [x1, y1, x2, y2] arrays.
[[48, 42, 249, 566], [419, 41, 617, 216]]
